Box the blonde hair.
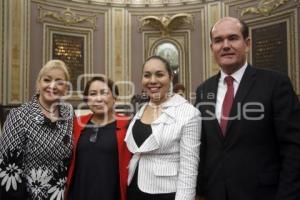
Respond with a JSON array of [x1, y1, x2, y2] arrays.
[[36, 59, 70, 87]]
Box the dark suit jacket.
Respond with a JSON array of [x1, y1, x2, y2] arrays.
[[195, 65, 300, 200]]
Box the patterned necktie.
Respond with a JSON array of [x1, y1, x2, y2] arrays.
[[220, 76, 234, 135]]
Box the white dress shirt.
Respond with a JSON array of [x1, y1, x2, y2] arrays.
[[215, 62, 248, 123]]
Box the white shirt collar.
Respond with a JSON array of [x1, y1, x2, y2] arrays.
[[220, 62, 248, 84]]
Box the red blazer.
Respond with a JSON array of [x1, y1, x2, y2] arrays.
[[66, 114, 131, 200]]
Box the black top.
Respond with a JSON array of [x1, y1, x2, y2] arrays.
[[132, 119, 152, 147], [69, 121, 120, 200]]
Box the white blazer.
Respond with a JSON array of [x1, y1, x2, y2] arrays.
[[125, 94, 201, 200]]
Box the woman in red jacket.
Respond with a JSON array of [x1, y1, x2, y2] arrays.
[[66, 76, 131, 200]]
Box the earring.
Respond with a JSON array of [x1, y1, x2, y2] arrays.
[[168, 82, 174, 97]]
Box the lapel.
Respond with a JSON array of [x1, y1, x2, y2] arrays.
[[204, 73, 220, 115], [224, 65, 257, 143], [200, 73, 225, 141], [73, 114, 92, 145], [124, 94, 184, 153], [125, 105, 160, 153], [115, 115, 129, 145]]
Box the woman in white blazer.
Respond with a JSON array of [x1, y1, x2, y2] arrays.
[[125, 55, 201, 200]]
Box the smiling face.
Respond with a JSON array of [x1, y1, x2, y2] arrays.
[[142, 58, 173, 105], [37, 68, 68, 105], [86, 80, 115, 116], [210, 17, 250, 74]]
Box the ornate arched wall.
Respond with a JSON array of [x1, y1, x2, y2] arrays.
[[1, 0, 300, 109]]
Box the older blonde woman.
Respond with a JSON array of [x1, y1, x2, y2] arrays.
[[0, 59, 73, 200]]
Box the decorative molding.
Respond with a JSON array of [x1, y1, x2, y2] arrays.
[[38, 6, 97, 29], [139, 13, 194, 36], [241, 0, 289, 16], [0, 0, 4, 103], [111, 8, 127, 98], [207, 1, 221, 77], [5, 0, 30, 104], [44, 0, 203, 8]]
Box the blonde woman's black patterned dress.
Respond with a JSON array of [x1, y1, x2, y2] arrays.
[[0, 95, 73, 200]]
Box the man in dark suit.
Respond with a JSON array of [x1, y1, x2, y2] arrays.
[[195, 17, 300, 200]]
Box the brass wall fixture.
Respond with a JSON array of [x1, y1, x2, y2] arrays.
[[241, 0, 289, 16], [38, 6, 97, 29], [139, 13, 194, 36]]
